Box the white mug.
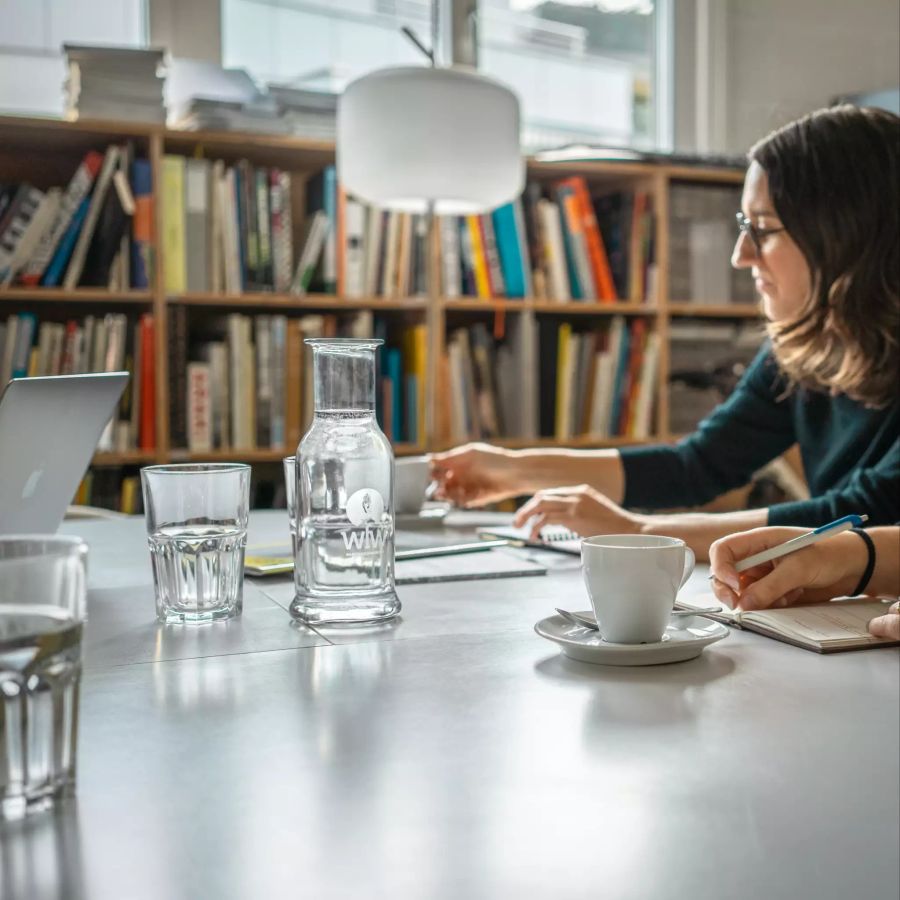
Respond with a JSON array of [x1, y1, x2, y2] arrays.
[[581, 534, 696, 644], [394, 456, 430, 515]]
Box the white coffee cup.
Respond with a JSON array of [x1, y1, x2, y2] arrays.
[[394, 456, 430, 515], [581, 534, 696, 644]]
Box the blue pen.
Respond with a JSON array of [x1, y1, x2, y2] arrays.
[[733, 513, 869, 573]]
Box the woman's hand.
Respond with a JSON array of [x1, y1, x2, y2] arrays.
[[512, 484, 641, 539], [428, 443, 524, 507], [868, 601, 900, 639], [708, 527, 868, 610]]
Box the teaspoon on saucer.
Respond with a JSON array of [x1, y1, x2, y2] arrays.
[[555, 607, 723, 632]]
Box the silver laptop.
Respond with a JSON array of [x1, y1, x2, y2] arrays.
[[0, 373, 130, 534]]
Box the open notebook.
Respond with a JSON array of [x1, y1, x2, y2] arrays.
[[475, 525, 581, 556], [678, 595, 900, 654]]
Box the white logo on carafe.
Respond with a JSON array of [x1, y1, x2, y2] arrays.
[[342, 488, 387, 551]]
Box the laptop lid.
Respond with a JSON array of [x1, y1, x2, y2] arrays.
[[0, 373, 130, 535]]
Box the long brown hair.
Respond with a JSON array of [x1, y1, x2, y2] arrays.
[[749, 105, 899, 407]]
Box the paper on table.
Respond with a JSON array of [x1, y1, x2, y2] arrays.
[[245, 545, 547, 584]]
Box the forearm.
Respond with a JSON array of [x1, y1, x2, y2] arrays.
[[638, 508, 770, 561], [514, 448, 625, 503]]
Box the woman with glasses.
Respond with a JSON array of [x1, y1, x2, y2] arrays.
[[430, 105, 899, 559]]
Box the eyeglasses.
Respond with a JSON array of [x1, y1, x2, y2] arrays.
[[735, 212, 786, 254]]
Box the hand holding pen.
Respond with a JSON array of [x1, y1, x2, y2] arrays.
[[708, 514, 871, 611]]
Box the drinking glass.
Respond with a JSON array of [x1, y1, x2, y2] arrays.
[[141, 464, 250, 624], [0, 536, 87, 821]]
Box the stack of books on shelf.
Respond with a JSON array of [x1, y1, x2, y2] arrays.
[[165, 63, 336, 139], [441, 315, 658, 443], [173, 310, 426, 452], [668, 321, 764, 433], [64, 45, 167, 124], [268, 84, 337, 139], [170, 97, 289, 135], [0, 145, 153, 290], [669, 184, 755, 304], [439, 177, 656, 303], [161, 159, 434, 300], [0, 310, 156, 452]]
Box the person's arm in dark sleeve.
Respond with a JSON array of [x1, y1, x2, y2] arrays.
[[620, 346, 796, 510], [768, 438, 900, 525]]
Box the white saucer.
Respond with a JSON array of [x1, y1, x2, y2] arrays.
[[534, 611, 729, 666]]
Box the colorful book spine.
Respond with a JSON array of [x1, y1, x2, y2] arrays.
[[491, 201, 527, 299], [270, 170, 293, 293], [139, 314, 156, 450], [161, 155, 186, 294], [466, 215, 491, 299], [130, 159, 153, 289]]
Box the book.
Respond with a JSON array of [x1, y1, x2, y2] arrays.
[[63, 145, 119, 288], [130, 158, 153, 288], [290, 211, 328, 295], [677, 596, 900, 654], [187, 362, 212, 451], [79, 166, 134, 287], [0, 186, 46, 285], [161, 155, 187, 294], [184, 158, 210, 292]]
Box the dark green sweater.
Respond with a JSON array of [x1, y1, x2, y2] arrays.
[[620, 346, 900, 526]]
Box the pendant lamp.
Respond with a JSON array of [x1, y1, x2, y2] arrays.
[[337, 2, 523, 214]]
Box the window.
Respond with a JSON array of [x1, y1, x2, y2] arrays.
[[0, 0, 148, 116], [222, 0, 664, 150]]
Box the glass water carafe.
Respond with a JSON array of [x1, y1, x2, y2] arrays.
[[290, 338, 400, 624]]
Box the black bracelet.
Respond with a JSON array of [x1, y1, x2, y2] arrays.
[[850, 528, 876, 596]]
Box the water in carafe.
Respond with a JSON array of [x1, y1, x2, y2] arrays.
[[290, 339, 401, 625]]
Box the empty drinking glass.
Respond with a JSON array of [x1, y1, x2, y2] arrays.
[[0, 536, 87, 821], [141, 464, 250, 624]]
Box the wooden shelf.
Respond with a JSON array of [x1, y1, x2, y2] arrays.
[[171, 292, 427, 311], [528, 300, 656, 316], [0, 288, 152, 304], [91, 450, 158, 466], [667, 303, 761, 318], [443, 298, 657, 315], [170, 444, 425, 463], [665, 164, 745, 184]]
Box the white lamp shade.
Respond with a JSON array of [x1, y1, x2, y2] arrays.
[[338, 66, 524, 214]]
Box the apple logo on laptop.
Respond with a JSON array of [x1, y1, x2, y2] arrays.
[[22, 468, 44, 500]]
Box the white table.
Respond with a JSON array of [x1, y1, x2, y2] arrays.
[[2, 511, 898, 900]]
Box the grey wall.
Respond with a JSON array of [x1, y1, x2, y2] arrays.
[[725, 0, 900, 153]]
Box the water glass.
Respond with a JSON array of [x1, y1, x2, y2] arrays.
[[141, 464, 250, 624], [0, 536, 87, 821]]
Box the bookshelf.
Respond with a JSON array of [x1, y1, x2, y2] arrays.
[[0, 114, 761, 510]]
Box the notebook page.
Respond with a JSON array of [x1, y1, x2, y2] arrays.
[[740, 601, 892, 648]]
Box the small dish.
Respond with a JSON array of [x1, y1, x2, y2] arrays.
[[534, 611, 729, 666]]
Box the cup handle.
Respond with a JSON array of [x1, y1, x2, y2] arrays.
[[679, 547, 696, 589]]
